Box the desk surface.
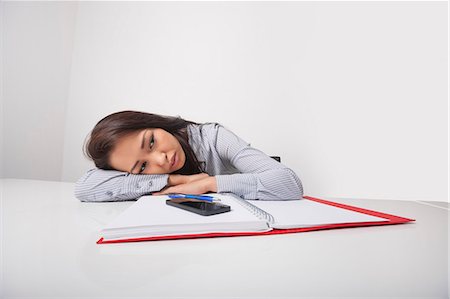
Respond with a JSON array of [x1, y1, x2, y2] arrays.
[[1, 179, 448, 299]]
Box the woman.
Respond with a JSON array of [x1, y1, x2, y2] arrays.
[[74, 110, 303, 202]]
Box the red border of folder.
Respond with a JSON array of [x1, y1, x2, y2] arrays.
[[97, 196, 415, 244]]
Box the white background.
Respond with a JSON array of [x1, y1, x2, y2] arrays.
[[1, 1, 448, 202]]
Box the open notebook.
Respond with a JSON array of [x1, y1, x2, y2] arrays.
[[97, 194, 414, 244]]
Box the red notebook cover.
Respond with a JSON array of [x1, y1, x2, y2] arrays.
[[97, 196, 414, 244]]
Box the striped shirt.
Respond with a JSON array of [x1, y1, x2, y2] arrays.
[[74, 123, 303, 202]]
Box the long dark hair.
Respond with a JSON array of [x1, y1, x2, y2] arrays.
[[84, 110, 203, 175]]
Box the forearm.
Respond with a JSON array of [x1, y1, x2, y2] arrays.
[[154, 174, 217, 195], [215, 168, 303, 200], [74, 168, 169, 202]]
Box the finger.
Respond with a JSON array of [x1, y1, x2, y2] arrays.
[[154, 187, 177, 195], [192, 173, 209, 181], [169, 174, 183, 185]]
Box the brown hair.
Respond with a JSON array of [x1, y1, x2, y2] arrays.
[[84, 110, 203, 175]]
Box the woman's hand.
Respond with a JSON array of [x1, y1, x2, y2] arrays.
[[154, 175, 217, 195], [167, 173, 209, 187]]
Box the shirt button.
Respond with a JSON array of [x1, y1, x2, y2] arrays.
[[148, 181, 153, 187]]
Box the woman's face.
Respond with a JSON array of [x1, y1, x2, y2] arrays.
[[109, 128, 186, 174]]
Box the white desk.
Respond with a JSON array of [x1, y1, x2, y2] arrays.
[[1, 179, 448, 298]]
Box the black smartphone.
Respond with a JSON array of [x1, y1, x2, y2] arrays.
[[166, 198, 231, 216]]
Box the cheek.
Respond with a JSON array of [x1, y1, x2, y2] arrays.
[[169, 135, 181, 150], [108, 154, 125, 171]]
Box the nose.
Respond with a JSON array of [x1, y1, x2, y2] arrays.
[[152, 151, 168, 166]]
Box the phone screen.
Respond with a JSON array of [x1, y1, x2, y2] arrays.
[[178, 200, 223, 211], [166, 198, 231, 216]]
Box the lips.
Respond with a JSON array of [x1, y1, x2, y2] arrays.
[[170, 153, 177, 170]]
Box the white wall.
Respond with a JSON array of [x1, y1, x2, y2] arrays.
[[2, 2, 448, 202], [0, 1, 4, 179], [2, 1, 77, 180]]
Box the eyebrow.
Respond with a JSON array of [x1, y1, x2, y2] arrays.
[[140, 130, 147, 149], [129, 161, 139, 174], [129, 130, 147, 173]]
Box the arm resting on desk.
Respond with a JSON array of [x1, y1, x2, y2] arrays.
[[212, 125, 304, 200], [74, 168, 169, 202]]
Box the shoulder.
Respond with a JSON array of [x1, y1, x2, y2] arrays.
[[187, 122, 244, 142], [188, 123, 250, 153], [187, 122, 222, 142], [187, 123, 246, 150]]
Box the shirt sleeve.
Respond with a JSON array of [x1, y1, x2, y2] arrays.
[[74, 168, 169, 202], [212, 125, 304, 200]]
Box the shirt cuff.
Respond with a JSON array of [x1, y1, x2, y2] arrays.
[[123, 173, 169, 197]]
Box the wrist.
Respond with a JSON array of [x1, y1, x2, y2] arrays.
[[205, 176, 217, 193], [167, 174, 174, 187]]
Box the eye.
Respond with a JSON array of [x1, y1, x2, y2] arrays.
[[139, 161, 147, 174], [149, 134, 155, 148]]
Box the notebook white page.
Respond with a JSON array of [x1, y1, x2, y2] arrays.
[[250, 199, 389, 229], [102, 194, 270, 240]]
